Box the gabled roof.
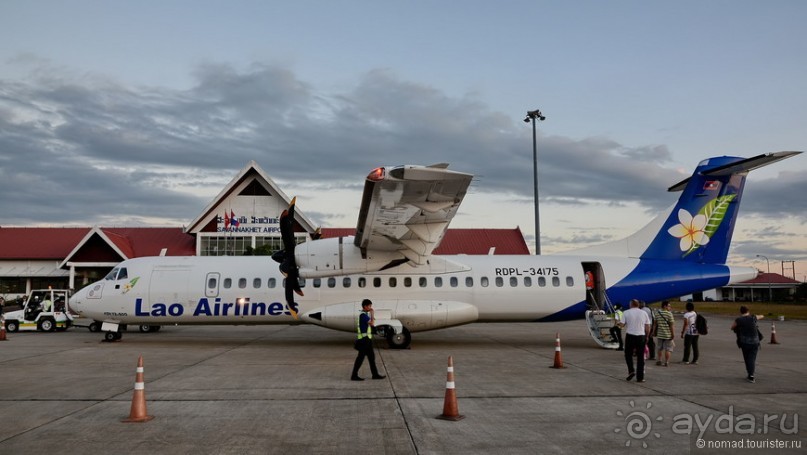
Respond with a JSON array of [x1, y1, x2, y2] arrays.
[[60, 227, 197, 267], [319, 227, 529, 255], [0, 227, 195, 264], [185, 160, 317, 234]]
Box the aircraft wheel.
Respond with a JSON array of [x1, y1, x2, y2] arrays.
[[139, 325, 154, 333], [88, 321, 101, 332], [38, 318, 55, 332], [386, 327, 411, 349], [6, 320, 19, 333]]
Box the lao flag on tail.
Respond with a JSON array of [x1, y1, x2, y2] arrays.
[[703, 181, 720, 191]]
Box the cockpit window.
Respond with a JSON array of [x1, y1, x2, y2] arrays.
[[104, 268, 119, 280], [117, 268, 128, 280]]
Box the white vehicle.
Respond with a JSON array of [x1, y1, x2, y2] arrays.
[[4, 289, 73, 332], [69, 152, 800, 347]]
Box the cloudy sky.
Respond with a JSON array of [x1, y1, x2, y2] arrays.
[[1, 1, 805, 279]]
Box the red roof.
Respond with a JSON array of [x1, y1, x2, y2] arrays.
[[0, 227, 90, 259], [0, 227, 196, 260], [741, 272, 801, 285], [0, 226, 525, 263], [101, 228, 197, 257], [319, 227, 529, 255]]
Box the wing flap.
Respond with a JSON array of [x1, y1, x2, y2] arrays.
[[355, 165, 473, 264]]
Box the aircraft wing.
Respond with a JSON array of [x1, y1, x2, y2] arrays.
[[354, 164, 473, 264]]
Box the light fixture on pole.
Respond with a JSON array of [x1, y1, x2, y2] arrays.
[[523, 109, 546, 255], [756, 254, 772, 302]]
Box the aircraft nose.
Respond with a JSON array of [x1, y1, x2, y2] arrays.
[[68, 289, 85, 315]]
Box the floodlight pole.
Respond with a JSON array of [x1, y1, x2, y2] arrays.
[[524, 109, 546, 255], [756, 254, 772, 302]]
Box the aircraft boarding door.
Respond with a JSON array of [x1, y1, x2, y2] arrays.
[[205, 272, 220, 298], [582, 262, 619, 349], [582, 262, 606, 311]]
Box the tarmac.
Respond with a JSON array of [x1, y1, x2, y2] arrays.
[[0, 314, 804, 454]]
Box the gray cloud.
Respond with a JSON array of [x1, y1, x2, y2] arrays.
[[0, 60, 802, 227]]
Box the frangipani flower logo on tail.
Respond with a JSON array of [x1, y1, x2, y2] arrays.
[[668, 194, 736, 257]]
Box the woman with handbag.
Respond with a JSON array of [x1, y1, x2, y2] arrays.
[[731, 306, 765, 383]]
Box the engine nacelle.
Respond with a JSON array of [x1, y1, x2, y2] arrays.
[[295, 236, 407, 278], [301, 299, 479, 333]]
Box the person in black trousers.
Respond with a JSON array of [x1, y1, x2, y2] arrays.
[[351, 299, 386, 381], [731, 306, 764, 383]]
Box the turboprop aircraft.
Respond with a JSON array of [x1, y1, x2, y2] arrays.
[[69, 152, 801, 348]]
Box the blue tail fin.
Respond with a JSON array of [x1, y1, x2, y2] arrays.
[[640, 152, 800, 263], [569, 152, 800, 263]]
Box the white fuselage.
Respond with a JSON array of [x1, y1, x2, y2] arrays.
[[69, 254, 639, 332]]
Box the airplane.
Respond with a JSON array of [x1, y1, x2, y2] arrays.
[[69, 151, 801, 348]]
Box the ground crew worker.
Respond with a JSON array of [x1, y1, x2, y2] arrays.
[[350, 299, 386, 381], [609, 304, 624, 351]]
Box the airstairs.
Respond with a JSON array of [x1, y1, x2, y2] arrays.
[[585, 291, 620, 349]]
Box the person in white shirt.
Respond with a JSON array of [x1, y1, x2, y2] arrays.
[[681, 302, 699, 364], [622, 299, 652, 382]]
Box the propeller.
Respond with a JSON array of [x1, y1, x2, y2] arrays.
[[272, 197, 302, 319]]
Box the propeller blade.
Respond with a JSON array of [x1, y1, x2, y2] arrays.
[[278, 197, 301, 320]]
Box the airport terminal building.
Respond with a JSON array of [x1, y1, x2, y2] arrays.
[[0, 162, 529, 300]]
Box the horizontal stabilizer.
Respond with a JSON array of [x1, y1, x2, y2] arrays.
[[668, 151, 802, 191]]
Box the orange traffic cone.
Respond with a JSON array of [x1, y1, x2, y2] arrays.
[[436, 356, 464, 421], [122, 355, 154, 423], [0, 319, 7, 341], [770, 323, 780, 345], [551, 332, 565, 369]]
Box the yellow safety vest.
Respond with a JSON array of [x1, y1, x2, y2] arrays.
[[356, 311, 372, 340]]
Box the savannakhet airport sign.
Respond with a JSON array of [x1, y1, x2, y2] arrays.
[[216, 211, 281, 233]]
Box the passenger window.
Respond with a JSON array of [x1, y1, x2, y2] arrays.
[[481, 277, 489, 287], [268, 278, 276, 288], [510, 277, 518, 287], [358, 277, 366, 288], [389, 277, 397, 288], [566, 276, 574, 287], [434, 277, 443, 288], [450, 277, 458, 288], [328, 277, 336, 288], [207, 277, 217, 289], [496, 277, 504, 287], [298, 278, 306, 288], [118, 268, 128, 280], [253, 278, 261, 289], [238, 278, 247, 289], [224, 278, 232, 289], [373, 277, 382, 288], [465, 277, 473, 287], [524, 277, 532, 287], [419, 277, 428, 288], [538, 277, 546, 287], [404, 277, 412, 287], [552, 277, 560, 287], [343, 277, 351, 288], [313, 278, 321, 288]]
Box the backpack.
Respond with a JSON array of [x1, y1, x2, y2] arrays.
[[696, 313, 708, 335]]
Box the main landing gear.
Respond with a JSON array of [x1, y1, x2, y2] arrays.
[[385, 327, 411, 349], [103, 331, 122, 342]]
